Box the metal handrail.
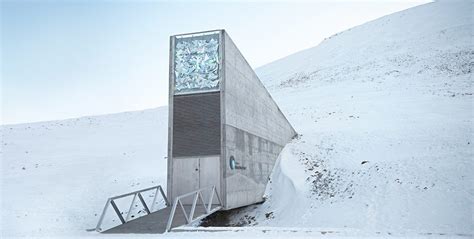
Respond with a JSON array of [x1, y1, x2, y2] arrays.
[[165, 186, 222, 232], [95, 185, 168, 232]]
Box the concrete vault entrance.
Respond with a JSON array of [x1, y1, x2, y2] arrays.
[[96, 29, 296, 234]]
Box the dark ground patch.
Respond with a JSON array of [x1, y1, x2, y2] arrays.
[[199, 202, 263, 227]]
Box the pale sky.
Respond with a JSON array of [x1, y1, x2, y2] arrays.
[[1, 0, 430, 125]]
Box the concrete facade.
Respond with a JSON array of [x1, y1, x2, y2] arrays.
[[221, 31, 296, 209], [168, 29, 296, 210]]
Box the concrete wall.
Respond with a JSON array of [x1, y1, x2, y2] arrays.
[[167, 30, 296, 209], [222, 31, 296, 209]]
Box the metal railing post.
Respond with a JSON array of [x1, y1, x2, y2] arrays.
[[188, 192, 199, 221], [198, 191, 209, 214], [150, 187, 160, 212], [158, 186, 170, 206], [125, 193, 138, 222], [213, 186, 222, 205], [178, 200, 189, 223], [137, 192, 151, 214], [207, 187, 215, 212], [95, 199, 111, 232], [110, 200, 126, 224], [166, 198, 179, 231]]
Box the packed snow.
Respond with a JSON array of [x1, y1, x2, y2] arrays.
[[1, 1, 472, 238]]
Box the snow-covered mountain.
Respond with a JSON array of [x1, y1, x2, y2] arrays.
[[1, 1, 472, 238], [226, 1, 473, 236]]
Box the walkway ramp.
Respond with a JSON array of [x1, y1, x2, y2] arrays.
[[96, 185, 221, 234], [103, 205, 206, 234]]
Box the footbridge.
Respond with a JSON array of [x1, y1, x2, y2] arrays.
[[96, 185, 221, 233]]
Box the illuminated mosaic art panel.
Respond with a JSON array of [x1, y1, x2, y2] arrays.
[[174, 34, 220, 94]]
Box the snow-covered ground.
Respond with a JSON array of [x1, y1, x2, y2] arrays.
[[1, 1, 473, 238], [1, 108, 169, 237], [227, 1, 473, 235]]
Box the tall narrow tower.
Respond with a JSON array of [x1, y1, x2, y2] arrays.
[[168, 30, 296, 210]]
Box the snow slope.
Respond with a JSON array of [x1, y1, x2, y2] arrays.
[[228, 0, 473, 236], [1, 108, 169, 237], [1, 1, 473, 238]]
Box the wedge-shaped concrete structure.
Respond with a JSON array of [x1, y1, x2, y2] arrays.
[[168, 29, 296, 210]]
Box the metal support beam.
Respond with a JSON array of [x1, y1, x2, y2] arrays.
[[137, 192, 150, 214], [125, 194, 137, 222], [110, 200, 126, 224]]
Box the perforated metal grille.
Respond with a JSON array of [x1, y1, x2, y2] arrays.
[[172, 92, 221, 157]]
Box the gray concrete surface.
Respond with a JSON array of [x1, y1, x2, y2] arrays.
[[221, 31, 297, 209], [167, 30, 296, 211]]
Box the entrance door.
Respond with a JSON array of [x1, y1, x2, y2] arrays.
[[172, 156, 220, 204], [199, 156, 220, 204], [172, 157, 199, 204]]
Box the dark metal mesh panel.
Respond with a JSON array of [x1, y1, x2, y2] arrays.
[[172, 92, 221, 157]]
